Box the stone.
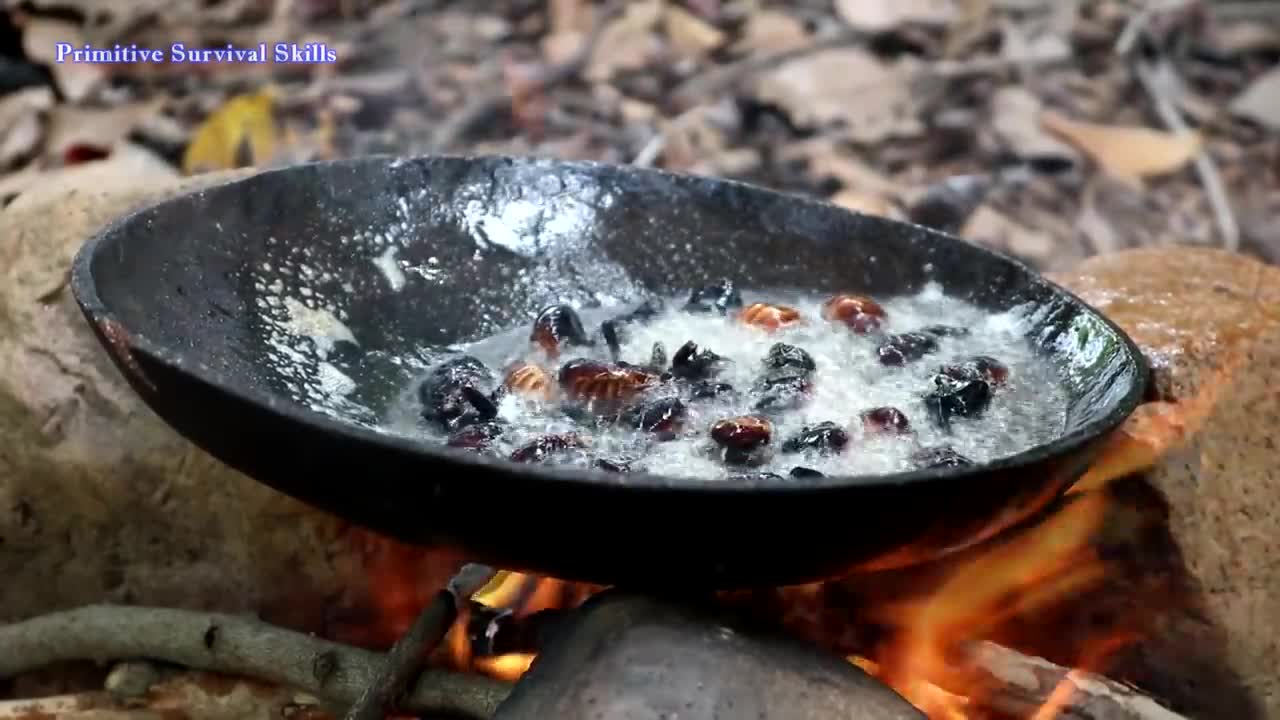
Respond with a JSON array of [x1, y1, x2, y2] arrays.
[[494, 591, 923, 720], [0, 167, 464, 637], [1049, 247, 1280, 718]]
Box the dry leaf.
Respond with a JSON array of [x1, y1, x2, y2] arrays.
[[830, 189, 896, 217], [541, 30, 585, 66], [1039, 110, 1201, 186], [182, 89, 280, 175], [732, 9, 809, 54], [781, 139, 907, 197], [990, 87, 1079, 161], [1230, 65, 1280, 133], [584, 0, 664, 82], [753, 49, 922, 143], [835, 0, 957, 32], [0, 87, 53, 170], [663, 3, 726, 58], [21, 17, 105, 102], [619, 98, 657, 123], [549, 0, 592, 35], [961, 205, 1055, 264], [43, 100, 165, 163]]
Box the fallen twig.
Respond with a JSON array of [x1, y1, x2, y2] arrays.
[[0, 605, 512, 720], [427, 0, 626, 152], [343, 564, 498, 720], [963, 641, 1191, 720], [1134, 60, 1239, 252]]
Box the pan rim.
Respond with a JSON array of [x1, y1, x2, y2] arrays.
[[69, 153, 1148, 495]]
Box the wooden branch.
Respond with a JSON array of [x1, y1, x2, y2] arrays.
[[0, 606, 512, 720], [344, 564, 497, 720], [962, 642, 1191, 720]]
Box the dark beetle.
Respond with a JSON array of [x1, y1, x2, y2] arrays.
[[531, 304, 591, 358], [418, 355, 499, 430]]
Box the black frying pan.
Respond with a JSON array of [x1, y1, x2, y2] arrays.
[[70, 155, 1146, 590]]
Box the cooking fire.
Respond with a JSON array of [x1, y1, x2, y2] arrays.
[[335, 468, 1191, 720]]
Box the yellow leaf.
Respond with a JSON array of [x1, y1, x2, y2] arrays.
[[1039, 110, 1201, 186], [182, 88, 280, 175]]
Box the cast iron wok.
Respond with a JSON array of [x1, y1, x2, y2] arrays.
[[70, 155, 1146, 590]]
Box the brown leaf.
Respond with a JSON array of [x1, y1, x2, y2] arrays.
[[1039, 110, 1201, 186], [663, 3, 726, 58], [753, 49, 922, 143], [731, 10, 810, 54], [835, 0, 957, 32], [1230, 65, 1280, 133]]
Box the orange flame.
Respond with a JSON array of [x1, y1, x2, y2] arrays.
[[346, 401, 1198, 718]]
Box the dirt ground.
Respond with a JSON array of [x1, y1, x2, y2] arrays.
[[2, 0, 1279, 271]]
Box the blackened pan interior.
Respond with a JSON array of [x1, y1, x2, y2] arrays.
[[71, 155, 1146, 588]]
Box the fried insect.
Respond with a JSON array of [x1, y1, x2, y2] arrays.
[[683, 279, 743, 315], [620, 396, 687, 439], [509, 433, 587, 463], [860, 406, 911, 435], [739, 302, 802, 331], [821, 293, 886, 333], [418, 355, 499, 430], [503, 361, 556, 401], [601, 299, 665, 361], [940, 355, 1010, 387], [763, 343, 815, 372], [671, 340, 727, 380], [877, 332, 940, 366], [781, 421, 850, 455], [690, 380, 736, 400], [924, 371, 992, 430], [446, 421, 505, 451], [558, 359, 660, 407], [531, 304, 591, 358], [710, 414, 774, 466], [911, 446, 973, 469]]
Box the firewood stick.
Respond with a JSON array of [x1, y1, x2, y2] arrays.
[[0, 606, 512, 720], [343, 563, 497, 720], [962, 641, 1191, 720]]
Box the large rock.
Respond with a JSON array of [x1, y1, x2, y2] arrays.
[[1049, 248, 1280, 718], [0, 165, 464, 636]]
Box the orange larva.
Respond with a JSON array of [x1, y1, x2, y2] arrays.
[[558, 359, 659, 406], [820, 293, 886, 333], [503, 361, 555, 401], [738, 303, 802, 331]]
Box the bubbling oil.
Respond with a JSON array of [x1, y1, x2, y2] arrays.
[[409, 283, 1070, 482]]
